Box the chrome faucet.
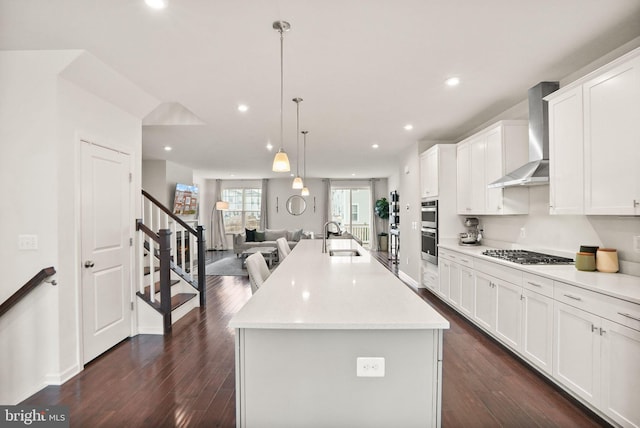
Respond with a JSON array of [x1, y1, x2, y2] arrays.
[[322, 221, 341, 253]]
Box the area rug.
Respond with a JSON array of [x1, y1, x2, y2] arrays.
[[205, 256, 248, 276]]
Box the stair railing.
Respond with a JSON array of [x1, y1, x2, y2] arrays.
[[0, 267, 56, 318], [139, 190, 206, 307]]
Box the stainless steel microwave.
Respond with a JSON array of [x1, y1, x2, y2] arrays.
[[421, 200, 437, 229]]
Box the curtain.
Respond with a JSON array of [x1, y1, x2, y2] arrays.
[[211, 179, 227, 250], [370, 179, 378, 250], [260, 178, 268, 230]]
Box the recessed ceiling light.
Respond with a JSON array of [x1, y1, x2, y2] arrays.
[[145, 0, 168, 9], [266, 142, 273, 151], [238, 104, 248, 113], [404, 124, 413, 131], [164, 146, 172, 151], [372, 144, 379, 149], [445, 77, 460, 87]]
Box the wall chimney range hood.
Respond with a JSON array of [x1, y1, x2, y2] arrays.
[[488, 81, 559, 188]]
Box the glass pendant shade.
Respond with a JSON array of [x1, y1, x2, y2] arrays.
[[272, 149, 290, 172], [301, 186, 310, 196], [292, 176, 304, 189]]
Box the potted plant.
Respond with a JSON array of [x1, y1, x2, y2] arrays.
[[374, 197, 389, 251]]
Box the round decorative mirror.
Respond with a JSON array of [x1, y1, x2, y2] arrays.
[[286, 195, 307, 216]]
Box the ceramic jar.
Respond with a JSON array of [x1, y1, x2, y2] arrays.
[[575, 252, 596, 271], [596, 248, 619, 273]]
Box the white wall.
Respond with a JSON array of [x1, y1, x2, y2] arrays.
[[0, 50, 155, 404], [396, 144, 422, 284], [142, 160, 168, 205], [266, 178, 325, 235], [479, 186, 640, 274]]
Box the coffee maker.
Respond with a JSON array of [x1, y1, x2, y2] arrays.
[[459, 217, 482, 246]]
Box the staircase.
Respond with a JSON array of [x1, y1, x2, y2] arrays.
[[136, 190, 206, 334]]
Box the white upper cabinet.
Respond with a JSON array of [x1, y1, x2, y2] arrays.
[[456, 121, 529, 215], [548, 86, 584, 214], [419, 146, 439, 199], [547, 47, 640, 215], [583, 56, 640, 215]]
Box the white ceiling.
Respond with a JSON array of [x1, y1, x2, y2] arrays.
[[2, 0, 640, 179]]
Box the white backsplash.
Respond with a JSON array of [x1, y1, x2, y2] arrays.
[[478, 186, 640, 276]]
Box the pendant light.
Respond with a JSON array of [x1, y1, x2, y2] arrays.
[[272, 21, 291, 172], [292, 97, 304, 189], [301, 130, 310, 196]]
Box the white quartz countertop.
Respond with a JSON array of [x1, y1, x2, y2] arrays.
[[439, 243, 640, 304], [229, 240, 450, 330]]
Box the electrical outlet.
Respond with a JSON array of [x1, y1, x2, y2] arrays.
[[18, 234, 38, 250], [519, 227, 526, 239], [634, 235, 640, 253], [357, 357, 385, 377]]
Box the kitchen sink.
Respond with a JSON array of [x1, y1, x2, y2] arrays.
[[329, 249, 361, 257]]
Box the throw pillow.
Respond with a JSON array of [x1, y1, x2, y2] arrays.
[[264, 229, 286, 241], [286, 228, 303, 242], [245, 228, 256, 242], [255, 231, 266, 242]]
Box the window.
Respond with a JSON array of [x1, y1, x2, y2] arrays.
[[221, 188, 261, 234], [351, 204, 359, 222]]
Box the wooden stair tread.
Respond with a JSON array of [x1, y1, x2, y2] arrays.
[[136, 291, 197, 313], [140, 279, 180, 299], [143, 266, 160, 275]]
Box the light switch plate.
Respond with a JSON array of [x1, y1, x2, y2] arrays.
[[357, 357, 385, 377], [634, 235, 640, 253]]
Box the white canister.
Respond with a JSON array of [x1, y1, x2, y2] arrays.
[[596, 248, 619, 273]]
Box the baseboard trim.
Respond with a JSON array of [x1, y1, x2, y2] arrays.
[[398, 270, 419, 289]]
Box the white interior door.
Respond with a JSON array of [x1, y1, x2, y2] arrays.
[[81, 141, 132, 364]]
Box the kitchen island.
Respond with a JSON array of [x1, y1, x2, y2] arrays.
[[229, 239, 449, 427]]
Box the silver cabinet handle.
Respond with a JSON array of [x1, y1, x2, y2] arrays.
[[600, 328, 606, 335], [591, 324, 597, 333], [564, 294, 582, 301], [618, 312, 640, 322], [84, 260, 95, 268], [460, 258, 470, 263], [527, 281, 543, 288], [634, 199, 639, 207]]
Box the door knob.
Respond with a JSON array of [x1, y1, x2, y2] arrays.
[[84, 260, 95, 268]]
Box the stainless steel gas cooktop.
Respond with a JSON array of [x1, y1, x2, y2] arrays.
[[482, 249, 574, 265]]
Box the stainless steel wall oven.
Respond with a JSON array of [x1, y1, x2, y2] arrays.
[[421, 200, 438, 264]]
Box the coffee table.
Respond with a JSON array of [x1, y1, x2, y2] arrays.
[[241, 246, 278, 268]]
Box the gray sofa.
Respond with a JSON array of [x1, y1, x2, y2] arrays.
[[233, 228, 304, 257]]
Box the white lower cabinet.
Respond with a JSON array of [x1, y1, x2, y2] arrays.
[[473, 271, 496, 331], [553, 301, 601, 404], [554, 298, 640, 428], [434, 248, 640, 427], [600, 319, 640, 428], [459, 266, 475, 318], [521, 289, 554, 375], [494, 278, 522, 350]]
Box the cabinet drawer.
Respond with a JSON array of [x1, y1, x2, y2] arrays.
[[554, 281, 640, 332], [522, 273, 554, 298], [438, 249, 473, 267], [474, 259, 522, 286], [423, 270, 438, 289]]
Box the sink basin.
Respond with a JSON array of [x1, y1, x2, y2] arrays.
[[329, 249, 361, 257]]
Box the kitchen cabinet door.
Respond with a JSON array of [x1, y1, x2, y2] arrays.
[[474, 272, 496, 332], [583, 57, 640, 215], [494, 277, 522, 350], [459, 266, 474, 318], [548, 85, 584, 215], [600, 319, 640, 428], [469, 136, 487, 214], [484, 126, 504, 214], [420, 147, 439, 199], [553, 302, 601, 405], [448, 262, 461, 309], [522, 289, 554, 375], [456, 142, 472, 214], [438, 259, 451, 300]]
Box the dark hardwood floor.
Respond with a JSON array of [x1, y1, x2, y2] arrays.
[[23, 251, 609, 427]]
